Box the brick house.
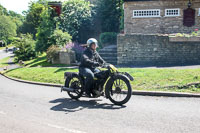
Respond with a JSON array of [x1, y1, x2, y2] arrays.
[[117, 0, 200, 66], [124, 0, 200, 34]]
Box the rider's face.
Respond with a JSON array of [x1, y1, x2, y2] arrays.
[[91, 43, 97, 50]]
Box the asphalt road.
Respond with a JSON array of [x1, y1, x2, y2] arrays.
[[0, 75, 200, 133], [0, 49, 14, 60]]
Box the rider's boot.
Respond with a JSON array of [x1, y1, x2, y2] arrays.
[[92, 89, 102, 98], [85, 87, 92, 98]]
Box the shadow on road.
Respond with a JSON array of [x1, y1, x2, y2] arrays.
[[49, 98, 126, 113]]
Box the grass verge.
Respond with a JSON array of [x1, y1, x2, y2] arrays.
[[24, 54, 71, 67], [3, 67, 200, 93], [0, 57, 10, 68]]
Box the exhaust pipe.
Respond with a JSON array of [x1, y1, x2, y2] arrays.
[[61, 86, 75, 92]]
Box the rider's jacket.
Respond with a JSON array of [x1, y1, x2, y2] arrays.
[[79, 47, 104, 69]]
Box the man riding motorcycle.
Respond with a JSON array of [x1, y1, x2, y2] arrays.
[[79, 38, 105, 97]]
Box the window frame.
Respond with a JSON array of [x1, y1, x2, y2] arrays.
[[165, 8, 180, 17], [199, 8, 200, 16], [132, 9, 161, 18]]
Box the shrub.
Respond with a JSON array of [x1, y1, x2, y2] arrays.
[[14, 34, 37, 61], [46, 45, 61, 63], [99, 32, 118, 47], [50, 29, 72, 47], [65, 42, 85, 62]]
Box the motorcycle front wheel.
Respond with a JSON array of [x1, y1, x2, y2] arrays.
[[65, 75, 83, 99], [106, 75, 132, 105]]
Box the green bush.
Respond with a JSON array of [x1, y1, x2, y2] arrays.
[[14, 34, 37, 61], [99, 32, 118, 47], [51, 29, 72, 47], [46, 45, 60, 63]]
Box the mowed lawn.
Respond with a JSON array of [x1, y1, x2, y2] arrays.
[[4, 67, 200, 93], [0, 57, 10, 68]]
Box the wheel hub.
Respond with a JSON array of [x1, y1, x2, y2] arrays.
[[115, 87, 121, 93]]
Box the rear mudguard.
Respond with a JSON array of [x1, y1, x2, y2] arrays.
[[105, 74, 131, 98], [64, 72, 79, 79], [64, 72, 81, 87]]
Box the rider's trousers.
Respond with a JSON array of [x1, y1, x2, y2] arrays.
[[79, 67, 100, 94]]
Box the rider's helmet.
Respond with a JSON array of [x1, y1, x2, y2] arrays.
[[87, 38, 98, 48]]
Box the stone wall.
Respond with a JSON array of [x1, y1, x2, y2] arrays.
[[52, 51, 76, 65], [124, 0, 200, 34], [117, 34, 200, 66]]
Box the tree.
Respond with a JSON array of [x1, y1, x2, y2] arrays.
[[0, 4, 24, 43], [8, 10, 25, 36], [97, 0, 123, 33], [60, 0, 93, 42], [35, 7, 56, 52], [14, 34, 37, 61], [0, 4, 8, 16], [0, 15, 17, 44], [20, 1, 46, 39]]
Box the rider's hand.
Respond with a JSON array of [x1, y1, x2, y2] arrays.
[[93, 62, 100, 67]]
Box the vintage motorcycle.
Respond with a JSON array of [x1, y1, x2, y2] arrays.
[[61, 64, 133, 105]]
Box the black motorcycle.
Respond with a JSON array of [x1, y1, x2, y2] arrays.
[[61, 64, 133, 105]]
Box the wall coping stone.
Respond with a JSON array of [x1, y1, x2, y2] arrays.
[[169, 36, 200, 42]]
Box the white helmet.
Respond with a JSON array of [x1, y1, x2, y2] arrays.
[[87, 38, 98, 47]]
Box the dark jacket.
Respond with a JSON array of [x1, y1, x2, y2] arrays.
[[79, 48, 105, 69]]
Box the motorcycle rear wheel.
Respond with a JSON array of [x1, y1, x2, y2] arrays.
[[106, 75, 132, 105], [65, 75, 83, 99]]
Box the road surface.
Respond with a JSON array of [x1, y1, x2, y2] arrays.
[[0, 75, 200, 133], [0, 48, 14, 60]]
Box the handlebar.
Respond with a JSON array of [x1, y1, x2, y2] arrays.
[[100, 63, 110, 68]]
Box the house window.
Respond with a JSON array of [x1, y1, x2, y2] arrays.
[[165, 9, 180, 17], [133, 9, 161, 18], [199, 8, 200, 16]]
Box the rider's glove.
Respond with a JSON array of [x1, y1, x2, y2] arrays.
[[93, 62, 100, 67]]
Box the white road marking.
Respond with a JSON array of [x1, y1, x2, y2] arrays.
[[0, 111, 6, 115], [47, 123, 86, 133]]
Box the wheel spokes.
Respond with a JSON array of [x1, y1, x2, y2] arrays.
[[110, 78, 128, 102]]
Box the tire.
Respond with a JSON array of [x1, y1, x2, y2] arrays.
[[65, 75, 83, 99], [105, 74, 132, 105]]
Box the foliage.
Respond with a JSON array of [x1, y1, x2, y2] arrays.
[[9, 11, 25, 36], [20, 0, 46, 38], [51, 29, 72, 47], [0, 4, 24, 37], [0, 4, 8, 15], [60, 0, 93, 42], [35, 7, 56, 52], [65, 42, 85, 61], [99, 32, 118, 47], [0, 15, 17, 44], [46, 45, 60, 63], [14, 34, 37, 61], [97, 0, 123, 33], [170, 29, 200, 37], [120, 9, 124, 31], [191, 29, 200, 37]]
